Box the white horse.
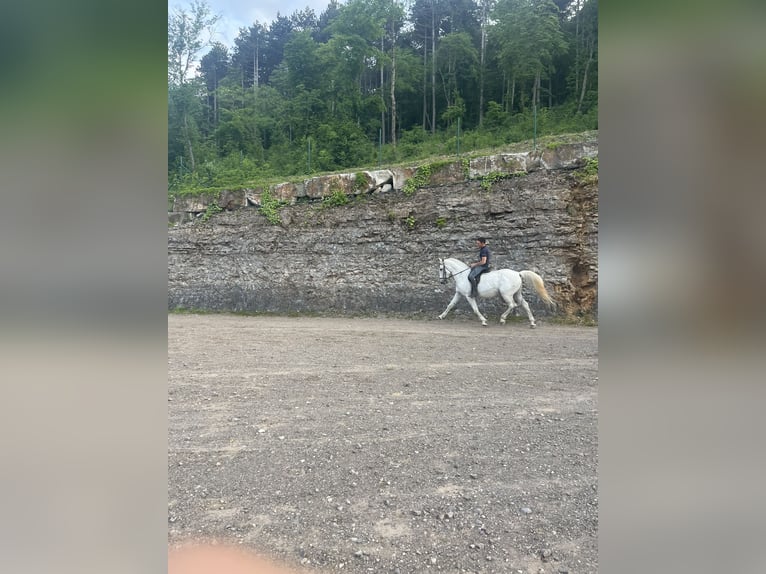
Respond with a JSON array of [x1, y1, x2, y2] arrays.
[[438, 257, 554, 327]]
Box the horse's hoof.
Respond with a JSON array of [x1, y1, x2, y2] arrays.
[[500, 319, 506, 325], [529, 324, 536, 329]]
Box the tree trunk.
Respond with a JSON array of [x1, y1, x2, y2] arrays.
[[183, 113, 195, 172], [534, 70, 541, 108], [254, 41, 259, 89], [574, 0, 581, 95], [577, 44, 593, 113], [431, 0, 436, 134], [504, 76, 509, 112], [422, 27, 427, 131], [381, 35, 386, 146], [510, 76, 515, 113], [391, 20, 397, 147], [479, 14, 487, 127], [213, 68, 218, 128], [548, 76, 552, 108]]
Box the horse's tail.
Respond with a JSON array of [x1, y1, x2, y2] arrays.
[[519, 270, 556, 309]]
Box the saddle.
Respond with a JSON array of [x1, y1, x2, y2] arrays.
[[469, 266, 490, 297], [475, 266, 491, 285]]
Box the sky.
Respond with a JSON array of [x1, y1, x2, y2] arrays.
[[170, 0, 335, 49]]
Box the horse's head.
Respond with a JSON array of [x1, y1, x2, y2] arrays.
[[438, 258, 449, 284]]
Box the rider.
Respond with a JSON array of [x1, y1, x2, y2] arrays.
[[468, 237, 491, 298]]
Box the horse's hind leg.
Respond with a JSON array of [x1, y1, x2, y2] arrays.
[[499, 290, 517, 325], [515, 291, 536, 328], [438, 293, 461, 320]]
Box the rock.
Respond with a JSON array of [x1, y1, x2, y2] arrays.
[[168, 140, 598, 319]]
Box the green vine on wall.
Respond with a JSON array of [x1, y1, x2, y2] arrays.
[[480, 171, 507, 191], [403, 164, 432, 196], [479, 170, 525, 190], [574, 157, 598, 186], [259, 189, 285, 225], [354, 172, 371, 193], [322, 187, 350, 207], [461, 157, 470, 178], [200, 202, 223, 222]]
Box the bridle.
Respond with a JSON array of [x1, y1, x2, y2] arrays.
[[439, 258, 469, 284], [439, 259, 450, 284]]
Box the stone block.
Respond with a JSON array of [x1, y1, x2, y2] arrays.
[[217, 189, 246, 210], [540, 143, 598, 170], [173, 194, 212, 213], [272, 182, 301, 204], [428, 161, 466, 186], [391, 167, 417, 190], [469, 153, 528, 178], [363, 170, 394, 189], [304, 173, 359, 199]]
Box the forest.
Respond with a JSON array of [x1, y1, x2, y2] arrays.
[[168, 0, 597, 193]]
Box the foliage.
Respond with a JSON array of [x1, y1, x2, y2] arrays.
[[435, 216, 447, 229], [354, 172, 371, 192], [403, 164, 432, 196], [258, 189, 285, 225], [480, 171, 508, 190], [322, 187, 350, 207], [168, 0, 220, 86], [200, 202, 222, 222], [168, 0, 598, 194], [574, 156, 598, 185]]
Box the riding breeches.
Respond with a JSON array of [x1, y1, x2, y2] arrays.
[[468, 265, 489, 286]]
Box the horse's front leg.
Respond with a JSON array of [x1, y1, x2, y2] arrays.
[[438, 293, 461, 320], [466, 295, 488, 326]]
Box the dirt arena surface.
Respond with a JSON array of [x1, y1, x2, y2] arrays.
[[168, 314, 598, 573]]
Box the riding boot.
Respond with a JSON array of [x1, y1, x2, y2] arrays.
[[469, 277, 478, 298]]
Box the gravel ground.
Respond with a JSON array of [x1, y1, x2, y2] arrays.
[[168, 314, 598, 574]]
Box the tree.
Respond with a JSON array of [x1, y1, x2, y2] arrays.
[[575, 0, 597, 113], [198, 42, 229, 130], [492, 0, 567, 112], [231, 22, 268, 90], [388, 1, 407, 146], [477, 0, 496, 126], [319, 0, 387, 127], [283, 31, 322, 91], [436, 32, 478, 125], [167, 0, 596, 188], [168, 0, 219, 86], [168, 0, 219, 173]]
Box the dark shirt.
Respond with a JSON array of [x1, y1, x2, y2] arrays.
[[478, 245, 490, 267]]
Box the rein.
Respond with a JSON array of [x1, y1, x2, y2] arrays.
[[440, 261, 471, 284]]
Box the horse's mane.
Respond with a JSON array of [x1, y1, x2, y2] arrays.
[[443, 257, 469, 271]]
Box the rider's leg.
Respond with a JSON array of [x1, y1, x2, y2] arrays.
[[468, 268, 479, 297]]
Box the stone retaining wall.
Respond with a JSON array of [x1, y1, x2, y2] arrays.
[[168, 140, 598, 319]]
